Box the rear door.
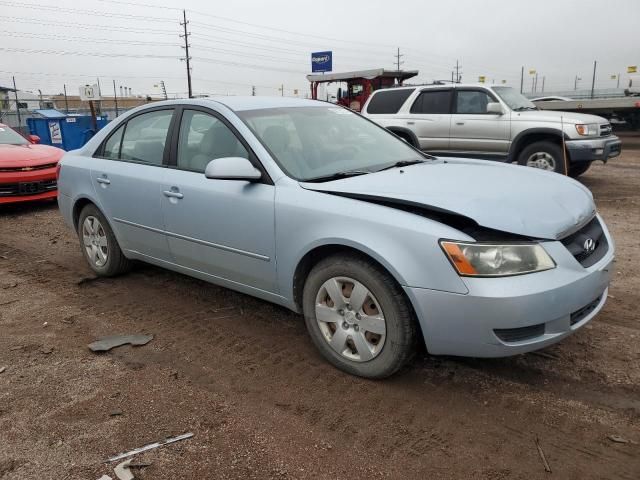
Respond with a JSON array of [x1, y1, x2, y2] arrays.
[[403, 88, 453, 151], [90, 108, 175, 260], [449, 88, 509, 156], [160, 106, 277, 293]]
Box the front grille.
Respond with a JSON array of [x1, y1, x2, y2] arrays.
[[0, 180, 57, 197], [494, 323, 545, 343], [599, 124, 612, 137], [560, 216, 608, 268], [0, 162, 58, 173], [570, 295, 602, 326]]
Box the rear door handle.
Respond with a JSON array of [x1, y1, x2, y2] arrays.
[[163, 190, 184, 199], [407, 121, 415, 125], [456, 122, 465, 125], [96, 177, 110, 185]]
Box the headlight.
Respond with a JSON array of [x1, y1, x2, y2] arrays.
[[575, 124, 598, 136], [440, 241, 555, 277]]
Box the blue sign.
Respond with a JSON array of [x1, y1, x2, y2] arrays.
[[311, 51, 332, 73]]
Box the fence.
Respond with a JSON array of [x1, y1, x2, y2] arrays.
[[0, 108, 135, 135]]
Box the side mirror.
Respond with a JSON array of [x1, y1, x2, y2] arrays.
[[486, 102, 504, 115], [28, 134, 40, 144], [204, 157, 262, 182]]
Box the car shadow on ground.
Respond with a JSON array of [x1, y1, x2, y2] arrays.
[[0, 199, 58, 217]]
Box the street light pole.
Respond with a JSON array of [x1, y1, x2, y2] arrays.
[[590, 60, 597, 99]]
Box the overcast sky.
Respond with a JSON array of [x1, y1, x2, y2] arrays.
[[2, 0, 639, 98]]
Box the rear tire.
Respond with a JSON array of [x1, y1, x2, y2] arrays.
[[302, 253, 417, 379], [569, 162, 591, 178], [518, 140, 566, 174], [77, 204, 131, 277]]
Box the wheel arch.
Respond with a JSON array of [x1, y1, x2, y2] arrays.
[[386, 126, 419, 147], [509, 128, 568, 163], [291, 241, 408, 311]]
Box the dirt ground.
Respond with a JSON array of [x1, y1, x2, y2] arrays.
[[1, 137, 639, 480]]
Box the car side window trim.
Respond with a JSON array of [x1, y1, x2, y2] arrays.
[[93, 106, 176, 167], [168, 105, 274, 185], [453, 88, 499, 115]]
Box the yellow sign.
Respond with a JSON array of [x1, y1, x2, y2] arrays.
[[628, 66, 638, 73], [529, 69, 536, 75], [478, 76, 486, 83]]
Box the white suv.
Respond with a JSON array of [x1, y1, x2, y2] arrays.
[[362, 84, 621, 177]]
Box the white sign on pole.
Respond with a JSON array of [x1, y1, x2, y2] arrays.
[[48, 121, 63, 144], [79, 84, 101, 101]]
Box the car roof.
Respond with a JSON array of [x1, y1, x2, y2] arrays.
[[371, 83, 508, 95], [144, 96, 327, 113]]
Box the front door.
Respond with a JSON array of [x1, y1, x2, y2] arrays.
[[449, 88, 510, 156], [89, 108, 175, 260], [161, 108, 277, 293]]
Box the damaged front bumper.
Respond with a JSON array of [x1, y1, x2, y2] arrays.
[[566, 135, 622, 163]]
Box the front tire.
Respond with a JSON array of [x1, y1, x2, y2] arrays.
[[302, 254, 417, 379], [518, 140, 567, 174], [569, 162, 591, 178], [77, 204, 131, 277]]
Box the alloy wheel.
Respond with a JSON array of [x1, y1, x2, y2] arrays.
[[82, 216, 109, 267], [526, 151, 557, 171], [315, 276, 386, 362]]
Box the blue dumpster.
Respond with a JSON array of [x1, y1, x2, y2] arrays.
[[27, 109, 109, 151]]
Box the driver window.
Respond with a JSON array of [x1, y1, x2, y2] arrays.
[[455, 90, 492, 114], [177, 110, 249, 173]]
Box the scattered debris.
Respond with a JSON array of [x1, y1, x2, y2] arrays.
[[9, 345, 24, 351], [43, 322, 48, 328], [109, 409, 123, 417], [0, 254, 8, 259], [61, 316, 75, 324], [41, 346, 54, 355], [531, 351, 559, 360], [607, 434, 630, 444], [88, 335, 154, 353], [105, 432, 194, 463], [114, 459, 134, 480], [607, 294, 615, 300], [77, 276, 100, 286], [97, 475, 112, 480], [0, 300, 18, 306], [535, 436, 552, 473], [170, 370, 179, 379], [1, 282, 17, 289], [0, 366, 6, 374]]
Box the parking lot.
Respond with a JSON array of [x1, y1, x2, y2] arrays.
[[0, 136, 638, 479]]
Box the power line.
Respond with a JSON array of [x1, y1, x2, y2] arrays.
[[2, 30, 176, 47], [3, 1, 177, 22], [0, 47, 179, 59], [0, 16, 176, 35]]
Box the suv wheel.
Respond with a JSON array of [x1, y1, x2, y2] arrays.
[[77, 204, 131, 277], [518, 140, 566, 174], [302, 254, 417, 379], [568, 162, 591, 178]]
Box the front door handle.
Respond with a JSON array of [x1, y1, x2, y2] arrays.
[[407, 121, 415, 125], [96, 177, 111, 185], [163, 190, 184, 199], [456, 122, 465, 126]]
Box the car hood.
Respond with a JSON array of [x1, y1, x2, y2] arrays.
[[300, 158, 595, 240], [512, 109, 607, 125], [0, 144, 64, 168]]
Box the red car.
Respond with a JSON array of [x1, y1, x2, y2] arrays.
[[0, 123, 64, 204]]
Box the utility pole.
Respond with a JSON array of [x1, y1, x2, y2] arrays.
[[112, 79, 119, 117], [454, 60, 461, 83], [280, 84, 284, 97], [180, 10, 193, 98], [160, 80, 168, 100], [451, 71, 454, 83], [590, 60, 597, 99], [520, 66, 524, 93], [12, 76, 21, 127], [63, 84, 69, 113], [574, 75, 579, 90], [395, 48, 404, 72], [617, 73, 620, 89], [541, 76, 545, 93], [251, 85, 256, 96]]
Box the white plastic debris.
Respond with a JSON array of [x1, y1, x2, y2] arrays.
[[114, 459, 134, 480], [105, 432, 194, 463]]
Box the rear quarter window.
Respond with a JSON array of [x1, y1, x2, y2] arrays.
[[365, 89, 415, 114]]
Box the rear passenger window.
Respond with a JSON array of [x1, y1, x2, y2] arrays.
[[366, 89, 415, 114], [120, 110, 173, 165], [410, 90, 452, 114], [101, 124, 124, 159]]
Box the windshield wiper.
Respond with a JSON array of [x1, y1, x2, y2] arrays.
[[303, 169, 371, 183], [376, 159, 428, 172], [513, 106, 538, 111]]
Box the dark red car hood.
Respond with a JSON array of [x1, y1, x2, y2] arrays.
[[0, 144, 64, 168]]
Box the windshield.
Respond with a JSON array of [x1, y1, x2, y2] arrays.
[[0, 125, 29, 145], [238, 106, 427, 181], [492, 86, 537, 111]]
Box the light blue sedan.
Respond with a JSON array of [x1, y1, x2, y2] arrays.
[[57, 97, 614, 378]]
